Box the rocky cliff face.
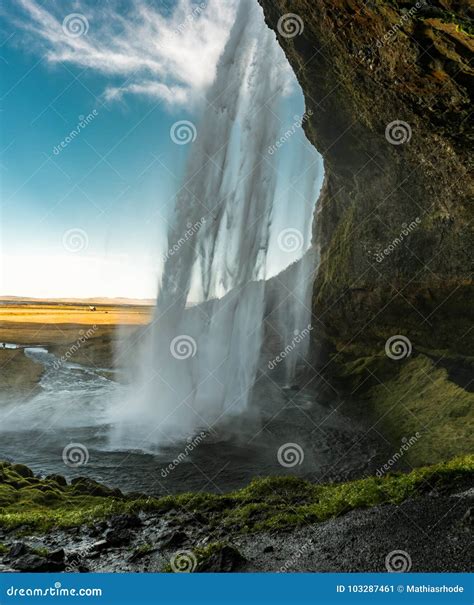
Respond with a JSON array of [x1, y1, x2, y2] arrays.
[[258, 0, 473, 464], [259, 0, 473, 355]]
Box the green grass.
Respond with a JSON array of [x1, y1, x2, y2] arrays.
[[367, 356, 474, 464], [333, 351, 474, 466], [1, 455, 472, 534]]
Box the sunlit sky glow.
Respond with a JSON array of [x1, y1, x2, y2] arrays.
[[0, 0, 323, 300]]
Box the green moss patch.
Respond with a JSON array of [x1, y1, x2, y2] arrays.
[[0, 461, 141, 532], [330, 349, 474, 466], [1, 455, 472, 534], [316, 204, 356, 304], [366, 356, 474, 464]]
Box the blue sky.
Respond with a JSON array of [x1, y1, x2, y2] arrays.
[[0, 0, 322, 299]]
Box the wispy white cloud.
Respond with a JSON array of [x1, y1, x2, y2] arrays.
[[6, 0, 237, 108]]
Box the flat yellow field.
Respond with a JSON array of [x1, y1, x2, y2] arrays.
[[0, 301, 154, 372], [0, 303, 152, 345], [0, 303, 152, 327]]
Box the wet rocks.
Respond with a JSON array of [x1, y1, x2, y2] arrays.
[[70, 477, 123, 498], [11, 554, 52, 572], [8, 546, 66, 572], [46, 474, 68, 487], [11, 464, 34, 478], [128, 544, 156, 563], [8, 542, 28, 558], [48, 548, 65, 562], [104, 528, 133, 547], [89, 539, 108, 553], [66, 552, 90, 572], [195, 545, 247, 572], [159, 530, 189, 548], [102, 513, 142, 546], [109, 514, 142, 530], [87, 521, 108, 538]]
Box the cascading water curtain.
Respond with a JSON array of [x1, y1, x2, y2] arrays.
[[110, 0, 319, 449]]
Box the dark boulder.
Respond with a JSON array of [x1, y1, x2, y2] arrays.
[[89, 539, 108, 553], [104, 528, 133, 547], [70, 477, 123, 498], [46, 474, 68, 487], [88, 521, 108, 537], [48, 548, 65, 563], [8, 542, 29, 558], [12, 554, 65, 573], [196, 545, 247, 572], [159, 530, 189, 548], [11, 464, 34, 478], [109, 514, 142, 530]]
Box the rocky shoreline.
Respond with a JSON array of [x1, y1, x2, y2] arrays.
[[1, 457, 472, 573], [1, 491, 472, 573]]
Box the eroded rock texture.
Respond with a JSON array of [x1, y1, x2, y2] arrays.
[[259, 0, 473, 353]]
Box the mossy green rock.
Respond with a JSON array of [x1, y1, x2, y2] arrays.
[[1, 457, 471, 534], [11, 464, 34, 479]]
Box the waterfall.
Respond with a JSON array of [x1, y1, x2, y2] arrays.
[[109, 0, 319, 449], [270, 163, 321, 386]]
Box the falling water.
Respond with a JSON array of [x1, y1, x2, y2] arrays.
[[270, 166, 321, 386], [110, 0, 318, 449]]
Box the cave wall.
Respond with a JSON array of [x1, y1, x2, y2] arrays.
[[258, 0, 473, 356]]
